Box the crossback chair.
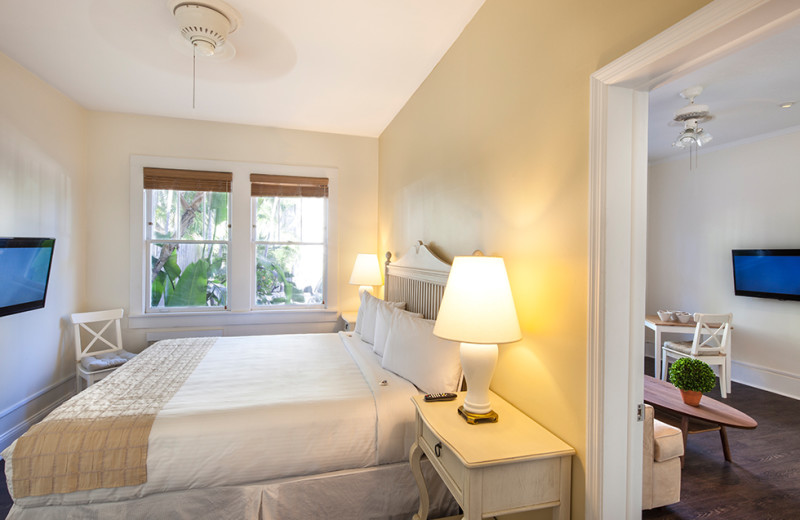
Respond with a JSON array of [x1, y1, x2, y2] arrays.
[[72, 308, 135, 392], [661, 312, 732, 397]]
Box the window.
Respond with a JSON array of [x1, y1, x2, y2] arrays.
[[144, 167, 231, 312], [131, 156, 339, 326], [251, 174, 328, 307]]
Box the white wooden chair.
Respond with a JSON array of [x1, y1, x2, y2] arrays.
[[661, 312, 732, 397], [72, 308, 135, 392]]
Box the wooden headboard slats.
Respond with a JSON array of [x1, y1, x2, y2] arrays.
[[384, 242, 451, 320]]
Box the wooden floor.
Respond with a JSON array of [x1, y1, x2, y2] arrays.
[[1, 371, 799, 519], [643, 360, 800, 520], [0, 459, 9, 520]]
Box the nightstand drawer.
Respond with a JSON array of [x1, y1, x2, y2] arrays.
[[420, 419, 465, 498], [409, 393, 574, 520], [482, 457, 562, 512]]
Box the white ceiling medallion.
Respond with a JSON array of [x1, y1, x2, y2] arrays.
[[168, 0, 242, 107], [671, 85, 713, 170], [169, 0, 241, 56]]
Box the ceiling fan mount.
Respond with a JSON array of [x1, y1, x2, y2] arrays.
[[168, 0, 241, 57], [673, 85, 712, 123]]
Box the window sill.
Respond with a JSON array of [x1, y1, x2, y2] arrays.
[[128, 308, 340, 330]]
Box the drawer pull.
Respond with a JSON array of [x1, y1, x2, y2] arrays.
[[434, 442, 442, 457]]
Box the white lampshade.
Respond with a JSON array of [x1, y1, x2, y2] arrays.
[[349, 254, 383, 291], [433, 256, 521, 345], [433, 255, 521, 423]]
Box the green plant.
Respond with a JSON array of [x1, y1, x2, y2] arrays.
[[668, 358, 716, 393]]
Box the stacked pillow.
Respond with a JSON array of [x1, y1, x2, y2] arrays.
[[381, 308, 461, 395], [354, 292, 461, 394], [356, 291, 405, 344], [374, 303, 422, 356]]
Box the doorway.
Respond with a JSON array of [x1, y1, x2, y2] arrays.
[[587, 1, 800, 518]]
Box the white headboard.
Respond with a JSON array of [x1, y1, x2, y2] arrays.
[[384, 241, 451, 320]]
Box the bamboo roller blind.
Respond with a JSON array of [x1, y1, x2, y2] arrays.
[[143, 168, 232, 193], [250, 174, 329, 198]]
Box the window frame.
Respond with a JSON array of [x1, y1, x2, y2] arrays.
[[144, 187, 232, 313], [129, 155, 339, 331], [250, 193, 329, 310]]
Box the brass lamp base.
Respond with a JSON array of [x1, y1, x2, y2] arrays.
[[458, 405, 498, 424]]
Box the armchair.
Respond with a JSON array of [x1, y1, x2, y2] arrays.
[[642, 404, 684, 509]]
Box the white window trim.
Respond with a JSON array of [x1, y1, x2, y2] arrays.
[[129, 155, 339, 329], [249, 176, 328, 310], [144, 189, 231, 313]]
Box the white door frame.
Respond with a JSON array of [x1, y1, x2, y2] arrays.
[[587, 1, 800, 517]]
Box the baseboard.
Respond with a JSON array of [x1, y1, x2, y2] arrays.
[[645, 355, 800, 400], [731, 360, 800, 400], [0, 376, 75, 454]]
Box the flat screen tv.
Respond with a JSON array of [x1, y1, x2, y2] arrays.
[[0, 237, 56, 317], [732, 249, 800, 302]]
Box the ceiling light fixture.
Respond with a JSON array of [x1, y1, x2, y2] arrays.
[[780, 101, 795, 109], [671, 86, 713, 170], [168, 0, 242, 108]]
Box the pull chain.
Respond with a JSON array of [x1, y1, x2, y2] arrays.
[[192, 43, 196, 109]]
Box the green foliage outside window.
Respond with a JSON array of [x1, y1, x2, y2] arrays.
[[254, 195, 325, 306], [255, 245, 306, 305], [147, 188, 325, 309], [149, 190, 229, 308]]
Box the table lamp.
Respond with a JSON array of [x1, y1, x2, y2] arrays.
[[433, 253, 521, 424], [349, 253, 383, 294]]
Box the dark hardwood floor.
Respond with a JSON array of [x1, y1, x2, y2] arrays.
[[0, 459, 9, 519], [644, 359, 800, 520], [1, 367, 798, 520]]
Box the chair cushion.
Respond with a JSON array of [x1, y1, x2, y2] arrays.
[[663, 340, 724, 356], [80, 350, 135, 372], [653, 419, 684, 461]]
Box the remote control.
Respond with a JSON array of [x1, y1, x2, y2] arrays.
[[424, 392, 457, 402]]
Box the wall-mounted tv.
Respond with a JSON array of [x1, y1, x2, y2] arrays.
[[732, 249, 800, 302], [0, 237, 56, 317]]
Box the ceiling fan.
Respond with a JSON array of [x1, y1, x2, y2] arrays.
[[168, 0, 242, 107], [671, 85, 713, 149], [670, 85, 714, 169]]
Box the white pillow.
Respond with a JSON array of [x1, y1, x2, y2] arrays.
[[354, 290, 368, 335], [382, 310, 461, 394], [374, 305, 422, 357], [361, 293, 405, 345]]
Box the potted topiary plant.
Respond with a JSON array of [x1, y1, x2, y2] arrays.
[[668, 357, 716, 406]]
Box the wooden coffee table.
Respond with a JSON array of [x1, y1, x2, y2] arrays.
[[644, 375, 757, 466]]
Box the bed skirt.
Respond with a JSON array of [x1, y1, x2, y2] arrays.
[[6, 459, 458, 520]]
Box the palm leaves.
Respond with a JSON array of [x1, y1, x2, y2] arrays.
[[150, 190, 228, 308]]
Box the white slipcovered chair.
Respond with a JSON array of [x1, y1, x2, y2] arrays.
[[72, 308, 135, 392], [642, 404, 684, 510], [661, 312, 732, 397]]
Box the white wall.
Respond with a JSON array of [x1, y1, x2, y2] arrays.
[[0, 53, 88, 450], [647, 128, 800, 398], [86, 112, 379, 350]]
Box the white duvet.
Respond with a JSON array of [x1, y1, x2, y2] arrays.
[[7, 331, 421, 508]]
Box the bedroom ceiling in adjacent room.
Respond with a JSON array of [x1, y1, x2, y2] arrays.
[[648, 23, 800, 163], [0, 0, 484, 137]]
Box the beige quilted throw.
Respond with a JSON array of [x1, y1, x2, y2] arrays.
[[11, 337, 216, 498]]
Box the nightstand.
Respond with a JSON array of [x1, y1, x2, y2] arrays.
[[409, 391, 575, 520], [341, 311, 358, 332]]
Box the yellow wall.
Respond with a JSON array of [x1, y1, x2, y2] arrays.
[[378, 1, 711, 516]]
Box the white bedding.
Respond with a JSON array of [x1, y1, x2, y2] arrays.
[[6, 331, 421, 509]]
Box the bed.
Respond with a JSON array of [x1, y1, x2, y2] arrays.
[[2, 242, 461, 519]]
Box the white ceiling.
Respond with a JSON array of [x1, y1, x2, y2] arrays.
[[0, 0, 484, 137], [649, 23, 800, 163]]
